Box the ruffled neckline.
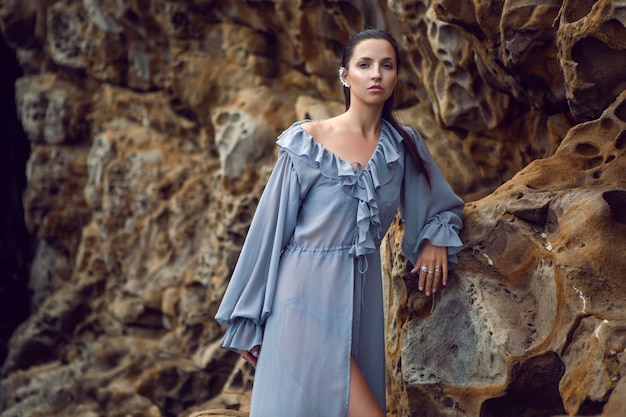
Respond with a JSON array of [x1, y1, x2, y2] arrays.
[[277, 119, 403, 178], [277, 119, 405, 257]]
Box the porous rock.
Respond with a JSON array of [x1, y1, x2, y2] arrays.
[[1, 1, 625, 417]]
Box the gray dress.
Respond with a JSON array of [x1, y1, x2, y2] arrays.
[[215, 120, 464, 416]]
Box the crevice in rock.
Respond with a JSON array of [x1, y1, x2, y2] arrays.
[[559, 311, 591, 357], [616, 131, 626, 150], [570, 37, 626, 119], [509, 203, 549, 228], [603, 189, 626, 225], [0, 35, 33, 367], [479, 351, 566, 417], [614, 100, 626, 123], [561, 0, 596, 24]]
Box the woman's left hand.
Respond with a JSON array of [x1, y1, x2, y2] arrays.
[[411, 240, 448, 296]]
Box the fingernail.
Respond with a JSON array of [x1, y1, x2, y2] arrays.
[[252, 351, 259, 357]]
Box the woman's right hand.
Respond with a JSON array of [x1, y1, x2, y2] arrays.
[[242, 345, 260, 367]]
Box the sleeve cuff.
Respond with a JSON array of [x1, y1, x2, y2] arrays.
[[413, 214, 464, 269], [220, 317, 264, 353]]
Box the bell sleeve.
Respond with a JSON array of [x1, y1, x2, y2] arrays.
[[400, 128, 465, 269], [214, 150, 300, 353]]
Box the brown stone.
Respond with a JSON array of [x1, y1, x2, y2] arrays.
[[1, 1, 625, 417]]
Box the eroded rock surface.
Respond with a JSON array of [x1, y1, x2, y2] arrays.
[[0, 1, 625, 417], [384, 90, 626, 417]]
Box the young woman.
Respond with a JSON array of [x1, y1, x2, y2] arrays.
[[215, 29, 464, 417]]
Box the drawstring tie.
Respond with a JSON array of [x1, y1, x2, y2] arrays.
[[357, 255, 368, 306]]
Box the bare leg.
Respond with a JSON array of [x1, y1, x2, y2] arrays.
[[347, 358, 386, 417]]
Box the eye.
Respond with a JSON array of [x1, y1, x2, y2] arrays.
[[383, 63, 394, 70], [358, 62, 369, 68]]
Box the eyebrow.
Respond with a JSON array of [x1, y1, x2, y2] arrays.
[[357, 56, 395, 62]]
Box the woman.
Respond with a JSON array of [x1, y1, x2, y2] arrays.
[[215, 28, 464, 417]]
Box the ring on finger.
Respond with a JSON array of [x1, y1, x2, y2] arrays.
[[420, 266, 428, 273], [427, 270, 434, 274]]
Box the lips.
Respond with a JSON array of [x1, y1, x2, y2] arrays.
[[368, 85, 383, 91]]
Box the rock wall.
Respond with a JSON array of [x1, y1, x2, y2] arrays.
[[0, 31, 31, 369], [0, 1, 625, 417]]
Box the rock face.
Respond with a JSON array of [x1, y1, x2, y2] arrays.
[[384, 91, 626, 417], [0, 33, 31, 369], [0, 1, 625, 417]]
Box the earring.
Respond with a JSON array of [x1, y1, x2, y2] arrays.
[[338, 67, 349, 88]]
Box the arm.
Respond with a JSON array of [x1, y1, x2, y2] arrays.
[[214, 151, 300, 357], [400, 128, 465, 295]]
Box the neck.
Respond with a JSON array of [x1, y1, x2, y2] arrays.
[[343, 102, 384, 136]]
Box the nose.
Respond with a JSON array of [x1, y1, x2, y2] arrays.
[[371, 64, 382, 80]]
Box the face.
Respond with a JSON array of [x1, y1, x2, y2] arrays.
[[343, 38, 398, 105]]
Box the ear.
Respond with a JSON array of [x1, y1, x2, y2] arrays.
[[338, 67, 350, 88]]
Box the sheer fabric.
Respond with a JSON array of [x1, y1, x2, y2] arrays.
[[215, 120, 464, 416]]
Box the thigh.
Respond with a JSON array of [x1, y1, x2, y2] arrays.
[[348, 358, 386, 417]]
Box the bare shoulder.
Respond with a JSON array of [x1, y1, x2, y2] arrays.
[[300, 120, 319, 137], [301, 117, 342, 143]]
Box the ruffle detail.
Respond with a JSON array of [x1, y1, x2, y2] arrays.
[[220, 317, 264, 353], [414, 213, 464, 268], [277, 120, 403, 257]]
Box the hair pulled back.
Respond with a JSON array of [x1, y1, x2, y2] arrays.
[[341, 28, 429, 180]]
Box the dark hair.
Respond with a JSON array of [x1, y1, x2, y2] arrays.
[[341, 28, 429, 180]]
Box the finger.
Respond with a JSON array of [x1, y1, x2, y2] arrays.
[[424, 268, 435, 296], [432, 267, 442, 293], [417, 265, 428, 291], [413, 263, 428, 275], [242, 351, 257, 367]]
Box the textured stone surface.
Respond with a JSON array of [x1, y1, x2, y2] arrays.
[[0, 1, 625, 417], [557, 0, 626, 120], [384, 90, 626, 417]]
